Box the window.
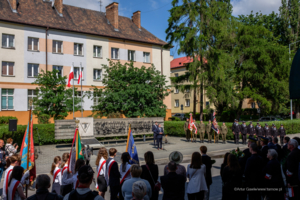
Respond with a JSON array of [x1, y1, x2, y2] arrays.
[[74, 67, 84, 79], [185, 89, 190, 93], [185, 99, 190, 107], [75, 91, 82, 97], [2, 62, 14, 76], [93, 69, 102, 81], [175, 73, 178, 77], [74, 43, 83, 56], [53, 66, 63, 77], [93, 46, 102, 58], [28, 37, 39, 51], [53, 40, 63, 53], [111, 48, 119, 59], [28, 90, 37, 110], [251, 102, 255, 108], [175, 100, 179, 107], [93, 95, 100, 106], [1, 89, 14, 110], [174, 88, 179, 94], [2, 34, 14, 48], [28, 64, 39, 77], [143, 52, 150, 63], [128, 50, 135, 61], [206, 101, 210, 107]]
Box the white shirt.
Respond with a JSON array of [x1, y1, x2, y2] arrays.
[[186, 164, 208, 194], [53, 167, 62, 184], [95, 157, 107, 189], [120, 162, 132, 181], [7, 178, 22, 200]]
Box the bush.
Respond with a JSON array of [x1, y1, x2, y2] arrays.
[[107, 112, 123, 118], [37, 114, 50, 124], [0, 116, 18, 125], [168, 117, 181, 121]]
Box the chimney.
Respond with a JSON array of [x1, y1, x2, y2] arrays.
[[106, 2, 119, 31], [7, 0, 18, 13], [132, 11, 141, 30], [53, 0, 63, 17]]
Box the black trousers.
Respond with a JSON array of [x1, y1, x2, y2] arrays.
[[234, 132, 240, 143], [156, 138, 162, 149], [280, 136, 284, 145], [186, 131, 191, 141], [187, 190, 205, 200], [110, 185, 120, 200], [153, 134, 157, 145], [242, 134, 247, 144]]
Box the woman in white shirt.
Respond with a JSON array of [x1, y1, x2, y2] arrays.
[[186, 152, 207, 200], [60, 153, 73, 196], [50, 156, 62, 195], [95, 147, 108, 198], [7, 166, 26, 200], [119, 152, 132, 200]]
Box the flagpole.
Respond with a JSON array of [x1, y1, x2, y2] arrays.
[[72, 62, 75, 119], [80, 62, 83, 117], [26, 100, 32, 198], [125, 124, 131, 152]]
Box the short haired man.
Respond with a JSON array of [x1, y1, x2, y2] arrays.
[[220, 122, 228, 144], [161, 161, 186, 200], [197, 120, 206, 143], [200, 146, 212, 200], [64, 165, 103, 200], [132, 181, 147, 200], [28, 174, 63, 200], [278, 124, 286, 145], [152, 122, 158, 146], [156, 124, 164, 150], [106, 148, 120, 200], [184, 118, 190, 142], [206, 120, 212, 143], [259, 136, 269, 167], [273, 137, 282, 161], [239, 136, 257, 171], [232, 119, 241, 144], [122, 165, 152, 200]]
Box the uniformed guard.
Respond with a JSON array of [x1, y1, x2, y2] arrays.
[[206, 120, 212, 143], [264, 124, 271, 137], [232, 119, 241, 144], [259, 136, 269, 167], [278, 124, 286, 145], [220, 122, 228, 144], [241, 121, 247, 145], [191, 119, 197, 143], [255, 122, 259, 132], [271, 124, 278, 138], [198, 120, 206, 143], [184, 118, 190, 142], [247, 122, 255, 138]]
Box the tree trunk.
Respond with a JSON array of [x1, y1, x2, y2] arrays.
[[200, 78, 204, 121], [236, 99, 243, 121], [193, 87, 197, 119]]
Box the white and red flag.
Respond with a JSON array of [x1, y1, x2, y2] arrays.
[[188, 114, 197, 134], [67, 66, 74, 87], [77, 68, 82, 84]]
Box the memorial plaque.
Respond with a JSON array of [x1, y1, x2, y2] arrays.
[[76, 117, 94, 137]]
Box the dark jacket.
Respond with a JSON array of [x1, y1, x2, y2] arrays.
[[222, 166, 243, 200], [27, 188, 63, 200], [202, 155, 212, 186], [155, 127, 164, 139], [141, 164, 159, 200], [239, 148, 251, 172], [232, 123, 240, 133], [275, 144, 282, 161], [268, 142, 277, 150], [278, 128, 286, 136], [256, 127, 263, 136], [286, 148, 300, 186], [161, 172, 185, 200], [264, 127, 271, 137], [262, 159, 285, 190], [271, 128, 278, 137], [241, 124, 247, 135], [152, 124, 158, 136], [260, 145, 270, 167], [244, 154, 264, 188], [106, 158, 120, 187], [247, 125, 255, 135]]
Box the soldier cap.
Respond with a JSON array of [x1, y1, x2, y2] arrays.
[[248, 136, 257, 143], [250, 122, 252, 124], [265, 124, 268, 126], [242, 121, 245, 123], [234, 119, 237, 122], [257, 122, 259, 124], [259, 136, 268, 142]]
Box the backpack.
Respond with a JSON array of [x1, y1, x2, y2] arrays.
[[68, 189, 98, 200]]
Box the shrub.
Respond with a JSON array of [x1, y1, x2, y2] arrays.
[[0, 116, 18, 125], [37, 114, 50, 124], [168, 117, 181, 121]]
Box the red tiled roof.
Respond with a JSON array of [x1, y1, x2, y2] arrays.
[[0, 0, 167, 46], [171, 56, 207, 69]]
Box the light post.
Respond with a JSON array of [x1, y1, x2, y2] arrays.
[[289, 40, 300, 120]]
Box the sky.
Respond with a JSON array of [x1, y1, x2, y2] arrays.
[[63, 0, 282, 58]]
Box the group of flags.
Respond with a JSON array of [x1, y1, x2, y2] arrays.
[[188, 112, 220, 134], [67, 65, 82, 87]]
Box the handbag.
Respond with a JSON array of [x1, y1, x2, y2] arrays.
[[146, 165, 161, 191]]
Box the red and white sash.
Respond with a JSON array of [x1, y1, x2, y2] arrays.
[[62, 165, 68, 176], [8, 179, 20, 200], [5, 168, 13, 197], [264, 173, 272, 180], [108, 160, 116, 177], [97, 159, 106, 178], [286, 170, 293, 177], [53, 168, 61, 183], [75, 180, 79, 189], [120, 169, 131, 184]]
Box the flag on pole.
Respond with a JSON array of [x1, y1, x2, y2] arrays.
[[68, 128, 84, 173], [77, 67, 82, 84], [211, 111, 220, 134], [125, 125, 139, 164], [188, 114, 197, 133], [67, 65, 74, 87]]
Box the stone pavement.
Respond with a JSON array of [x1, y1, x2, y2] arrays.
[[1, 133, 300, 199]]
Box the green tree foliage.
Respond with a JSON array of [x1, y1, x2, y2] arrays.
[[90, 61, 170, 118], [32, 70, 82, 120]]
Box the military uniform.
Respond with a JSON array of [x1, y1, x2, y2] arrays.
[[206, 122, 212, 143], [264, 124, 271, 137], [271, 124, 278, 138], [214, 124, 220, 143], [220, 124, 228, 144], [247, 123, 255, 137], [241, 122, 247, 145], [197, 122, 206, 143], [278, 125, 286, 145], [184, 121, 190, 142], [191, 121, 197, 142], [232, 120, 241, 144], [259, 136, 269, 167]]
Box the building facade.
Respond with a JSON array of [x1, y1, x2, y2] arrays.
[[0, 0, 171, 124]]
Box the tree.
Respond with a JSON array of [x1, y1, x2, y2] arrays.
[[32, 70, 82, 120], [90, 61, 170, 118]]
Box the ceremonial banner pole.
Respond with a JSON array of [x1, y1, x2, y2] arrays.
[[125, 124, 131, 152], [26, 100, 32, 198], [80, 62, 83, 117], [72, 62, 75, 119]]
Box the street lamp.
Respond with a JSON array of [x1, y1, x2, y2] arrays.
[[289, 40, 300, 120]]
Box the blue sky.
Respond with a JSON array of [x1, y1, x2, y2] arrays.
[[64, 0, 281, 58]]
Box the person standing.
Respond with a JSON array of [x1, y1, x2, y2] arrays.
[[273, 137, 282, 161], [264, 124, 271, 137], [214, 123, 220, 143], [61, 153, 73, 196], [95, 147, 108, 198], [7, 166, 26, 200], [50, 156, 62, 195], [259, 136, 270, 167], [239, 137, 257, 172], [106, 148, 120, 200], [200, 146, 212, 200], [152, 122, 158, 146], [184, 118, 191, 142], [220, 122, 228, 144], [161, 161, 185, 200], [156, 124, 164, 150], [191, 119, 198, 143], [0, 139, 8, 179], [256, 124, 263, 142], [241, 121, 247, 145], [206, 120, 212, 143], [5, 138, 18, 156], [120, 152, 132, 200], [198, 120, 206, 143], [247, 122, 255, 138], [232, 119, 241, 144], [271, 124, 278, 139], [278, 124, 286, 146], [163, 151, 186, 181]]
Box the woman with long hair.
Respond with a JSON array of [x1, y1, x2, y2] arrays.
[[141, 151, 159, 200], [186, 152, 207, 200], [95, 147, 108, 198], [221, 154, 243, 200], [119, 152, 131, 200], [50, 156, 62, 195], [60, 153, 73, 196], [220, 152, 230, 176], [72, 159, 85, 189], [7, 166, 26, 200]]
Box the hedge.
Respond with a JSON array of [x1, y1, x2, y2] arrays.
[[164, 120, 300, 140], [0, 116, 18, 125]]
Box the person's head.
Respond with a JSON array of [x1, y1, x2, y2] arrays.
[[60, 153, 70, 168], [250, 143, 259, 154], [200, 146, 207, 154], [109, 148, 117, 157], [36, 174, 51, 190], [130, 164, 142, 178], [0, 139, 4, 148], [267, 149, 278, 160], [167, 161, 177, 172], [273, 137, 279, 144], [268, 137, 272, 143], [96, 147, 108, 166], [186, 118, 189, 122], [243, 121, 245, 124], [121, 152, 131, 172], [158, 124, 161, 128], [293, 137, 300, 146], [155, 121, 158, 125], [144, 151, 155, 165], [260, 138, 268, 146], [281, 124, 283, 128], [190, 152, 202, 169], [6, 154, 21, 168], [288, 139, 299, 151], [284, 136, 290, 144], [9, 166, 24, 187], [223, 122, 225, 125], [6, 138, 13, 144], [201, 120, 203, 123], [209, 120, 211, 123], [50, 156, 62, 175], [75, 159, 85, 173], [132, 181, 147, 200], [227, 154, 240, 171], [77, 165, 94, 187], [223, 152, 230, 165]]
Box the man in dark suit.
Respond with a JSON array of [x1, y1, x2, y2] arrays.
[[282, 136, 290, 154], [241, 121, 247, 145], [200, 146, 212, 200], [244, 143, 264, 200], [273, 137, 282, 161], [259, 136, 269, 167], [264, 124, 271, 137], [247, 122, 255, 138], [156, 124, 164, 150], [106, 148, 120, 200], [239, 137, 257, 172], [267, 137, 277, 150], [271, 124, 278, 138], [256, 124, 263, 142], [232, 119, 241, 144], [152, 121, 158, 146], [161, 161, 185, 200], [278, 124, 286, 145]]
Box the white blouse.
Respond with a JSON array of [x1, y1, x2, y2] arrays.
[[7, 178, 22, 200], [53, 167, 62, 184], [186, 164, 208, 194], [95, 157, 107, 189]]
